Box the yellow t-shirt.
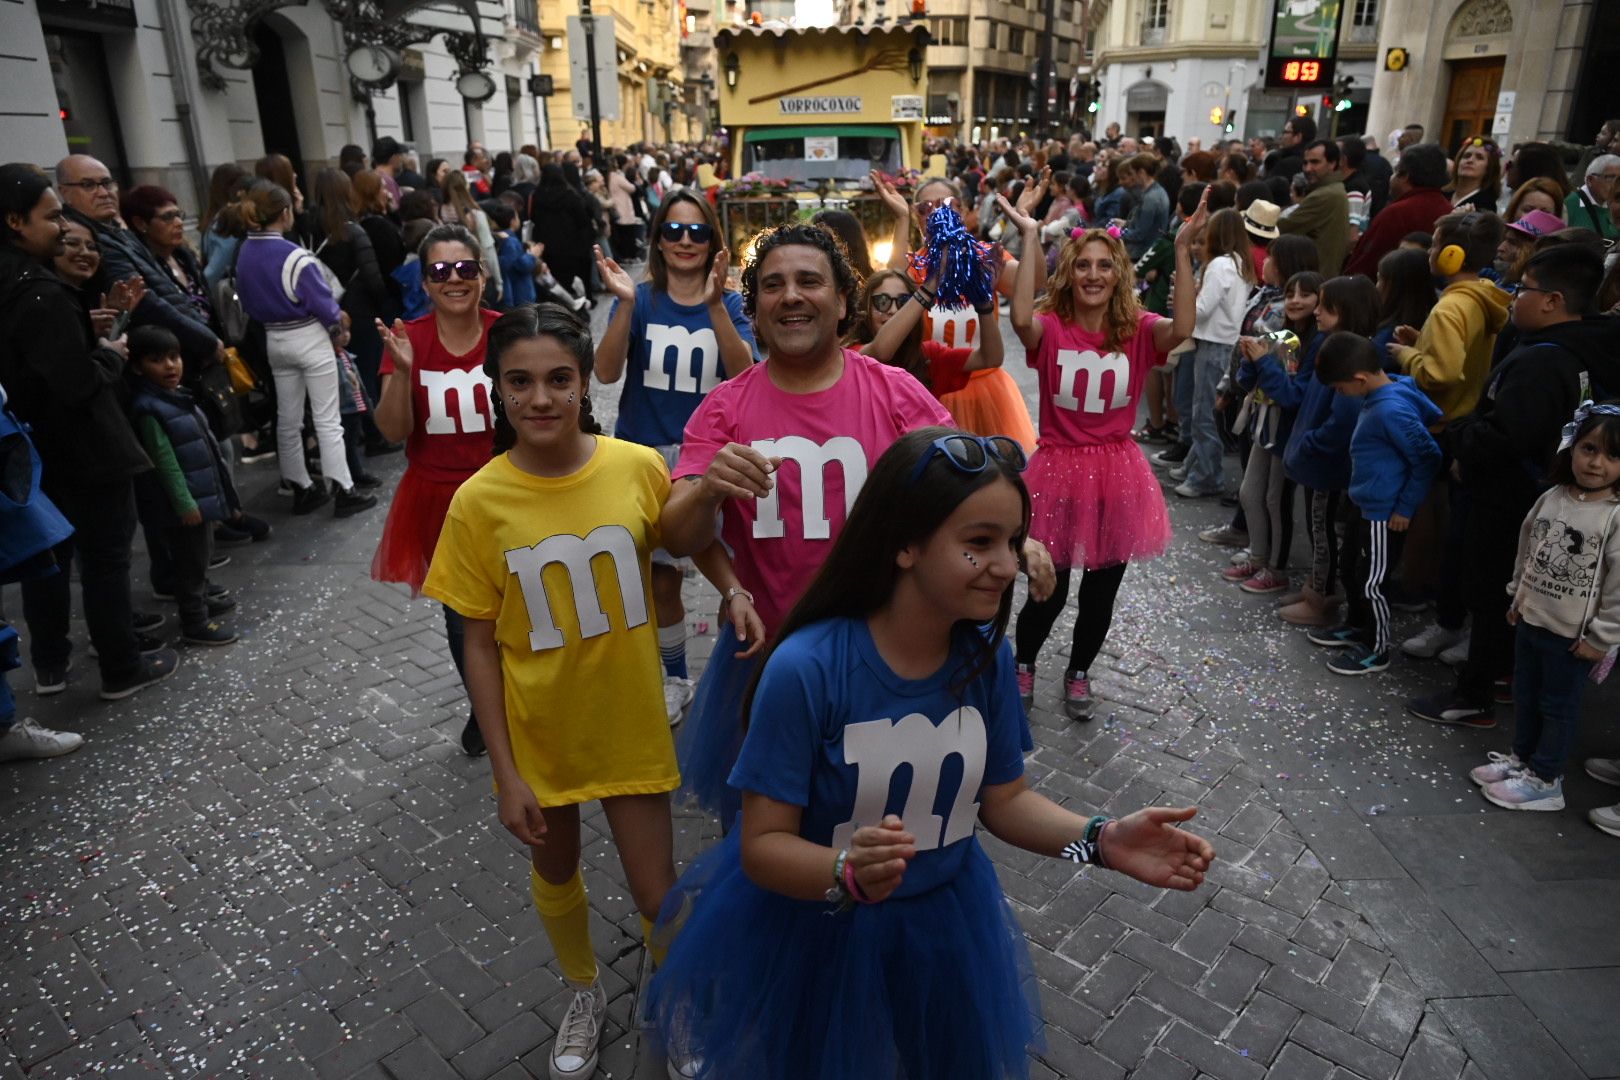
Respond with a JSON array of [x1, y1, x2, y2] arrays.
[[423, 439, 679, 806]]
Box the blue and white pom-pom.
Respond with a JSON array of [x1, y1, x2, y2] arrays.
[[922, 204, 997, 311]]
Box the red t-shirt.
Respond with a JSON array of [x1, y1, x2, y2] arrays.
[[380, 310, 501, 482], [923, 341, 973, 397]]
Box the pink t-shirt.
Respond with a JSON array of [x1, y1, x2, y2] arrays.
[[675, 348, 953, 632], [1027, 311, 1165, 447]]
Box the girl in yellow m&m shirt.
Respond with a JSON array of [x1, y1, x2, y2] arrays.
[[423, 303, 677, 1080]]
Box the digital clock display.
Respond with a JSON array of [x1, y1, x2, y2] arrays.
[[1264, 0, 1344, 90]]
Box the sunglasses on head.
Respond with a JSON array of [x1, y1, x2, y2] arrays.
[[426, 259, 482, 283], [908, 433, 1028, 485], [660, 221, 714, 244], [870, 292, 913, 313]]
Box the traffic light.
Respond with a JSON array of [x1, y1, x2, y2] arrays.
[[1224, 119, 1235, 134], [1321, 95, 1333, 109], [1086, 78, 1101, 114], [1333, 75, 1354, 112], [1209, 106, 1224, 126]]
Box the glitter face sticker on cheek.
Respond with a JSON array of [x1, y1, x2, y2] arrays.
[[963, 552, 980, 568], [566, 392, 576, 406]]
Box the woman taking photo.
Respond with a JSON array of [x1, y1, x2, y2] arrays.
[[371, 224, 501, 757], [224, 179, 377, 519]]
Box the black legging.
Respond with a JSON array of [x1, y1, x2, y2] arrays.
[[1014, 562, 1130, 676]]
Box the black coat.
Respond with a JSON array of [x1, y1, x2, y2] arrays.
[[528, 185, 594, 298], [0, 247, 149, 487], [1449, 316, 1620, 512]]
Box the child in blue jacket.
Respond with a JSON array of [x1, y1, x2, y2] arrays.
[[1273, 277, 1382, 626], [1309, 331, 1442, 676]]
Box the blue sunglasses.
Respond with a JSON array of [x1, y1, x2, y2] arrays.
[[908, 433, 1028, 485]]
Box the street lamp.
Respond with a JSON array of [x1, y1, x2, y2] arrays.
[[724, 52, 739, 89], [908, 46, 922, 83]]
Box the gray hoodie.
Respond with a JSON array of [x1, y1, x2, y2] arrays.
[[1509, 485, 1620, 652]]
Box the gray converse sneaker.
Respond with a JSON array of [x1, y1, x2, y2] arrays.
[[550, 981, 606, 1080], [0, 718, 85, 762]]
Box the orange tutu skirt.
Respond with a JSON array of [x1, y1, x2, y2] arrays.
[[938, 368, 1038, 454], [370, 466, 467, 596]]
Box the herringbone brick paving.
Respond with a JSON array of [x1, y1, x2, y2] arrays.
[[1, 306, 1612, 1079]]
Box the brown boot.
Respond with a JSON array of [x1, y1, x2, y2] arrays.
[[1278, 585, 1336, 627]]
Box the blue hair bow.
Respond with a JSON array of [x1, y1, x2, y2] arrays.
[[921, 204, 997, 311], [1558, 400, 1620, 451]]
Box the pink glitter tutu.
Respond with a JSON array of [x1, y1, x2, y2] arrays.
[[1025, 438, 1171, 571]]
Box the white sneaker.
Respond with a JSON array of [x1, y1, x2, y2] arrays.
[[550, 981, 606, 1080], [0, 718, 85, 762], [663, 676, 695, 727], [1439, 639, 1470, 667], [1469, 751, 1525, 787], [1401, 622, 1467, 659], [666, 1051, 705, 1079]]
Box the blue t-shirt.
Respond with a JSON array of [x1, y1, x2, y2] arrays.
[[730, 617, 1029, 899], [612, 282, 758, 447]]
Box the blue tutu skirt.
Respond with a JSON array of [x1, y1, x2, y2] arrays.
[[676, 638, 758, 819], [644, 831, 1044, 1079]]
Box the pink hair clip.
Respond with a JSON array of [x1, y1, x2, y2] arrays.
[[1070, 226, 1086, 240], [1106, 224, 1124, 240]]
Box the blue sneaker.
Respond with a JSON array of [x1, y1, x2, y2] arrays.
[[1482, 773, 1564, 812], [1307, 624, 1364, 650], [1327, 645, 1389, 676]]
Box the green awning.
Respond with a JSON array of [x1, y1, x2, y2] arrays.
[[743, 125, 899, 142]]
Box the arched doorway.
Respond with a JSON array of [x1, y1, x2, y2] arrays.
[[251, 23, 306, 187], [1125, 80, 1170, 141], [1439, 0, 1513, 152]]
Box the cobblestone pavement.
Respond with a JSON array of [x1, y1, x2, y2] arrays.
[[2, 306, 1615, 1079]]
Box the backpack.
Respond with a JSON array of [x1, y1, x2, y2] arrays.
[[211, 235, 250, 345]]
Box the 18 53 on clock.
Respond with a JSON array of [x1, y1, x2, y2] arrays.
[[1263, 0, 1345, 90]]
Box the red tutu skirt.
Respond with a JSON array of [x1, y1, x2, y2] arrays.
[[370, 466, 467, 596], [938, 369, 1038, 454], [1025, 439, 1171, 571]]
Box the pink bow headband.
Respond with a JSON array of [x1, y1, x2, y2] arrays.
[[1072, 224, 1124, 241]]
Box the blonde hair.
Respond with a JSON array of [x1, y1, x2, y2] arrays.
[[1038, 231, 1140, 352]]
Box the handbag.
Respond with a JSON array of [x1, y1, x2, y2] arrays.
[[223, 346, 257, 395]]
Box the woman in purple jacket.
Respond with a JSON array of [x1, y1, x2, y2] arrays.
[[220, 180, 376, 518]]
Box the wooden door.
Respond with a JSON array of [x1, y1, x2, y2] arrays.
[[1441, 58, 1504, 153]]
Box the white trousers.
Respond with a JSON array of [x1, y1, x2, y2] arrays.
[[266, 321, 353, 491]]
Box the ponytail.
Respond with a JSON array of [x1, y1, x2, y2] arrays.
[[217, 178, 292, 238]]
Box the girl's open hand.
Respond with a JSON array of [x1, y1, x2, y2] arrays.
[[497, 774, 548, 848], [376, 317, 414, 373], [1103, 806, 1215, 891], [871, 170, 911, 220], [849, 815, 914, 902], [704, 247, 731, 307], [594, 245, 636, 303], [1393, 324, 1419, 347], [995, 194, 1038, 235], [1175, 187, 1212, 251], [1015, 167, 1052, 215]]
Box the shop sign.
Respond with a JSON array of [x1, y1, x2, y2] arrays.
[[780, 96, 862, 115], [891, 95, 924, 121]]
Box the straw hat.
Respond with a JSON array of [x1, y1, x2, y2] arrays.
[[1242, 200, 1282, 240]]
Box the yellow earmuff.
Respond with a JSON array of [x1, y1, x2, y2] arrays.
[[1436, 244, 1466, 276]]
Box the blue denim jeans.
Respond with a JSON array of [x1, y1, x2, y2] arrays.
[[1172, 348, 1197, 445], [1512, 622, 1595, 781], [1184, 339, 1230, 493]]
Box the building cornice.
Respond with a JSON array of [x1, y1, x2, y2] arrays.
[[1095, 40, 1263, 66]]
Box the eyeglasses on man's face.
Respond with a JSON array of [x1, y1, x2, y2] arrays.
[[62, 177, 118, 193]]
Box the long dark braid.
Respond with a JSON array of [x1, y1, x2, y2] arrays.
[[483, 302, 602, 455]]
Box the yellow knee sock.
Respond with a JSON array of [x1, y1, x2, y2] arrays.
[[639, 913, 668, 968], [530, 867, 598, 987]]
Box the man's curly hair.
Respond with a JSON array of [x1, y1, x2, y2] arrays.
[[740, 222, 861, 338]]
